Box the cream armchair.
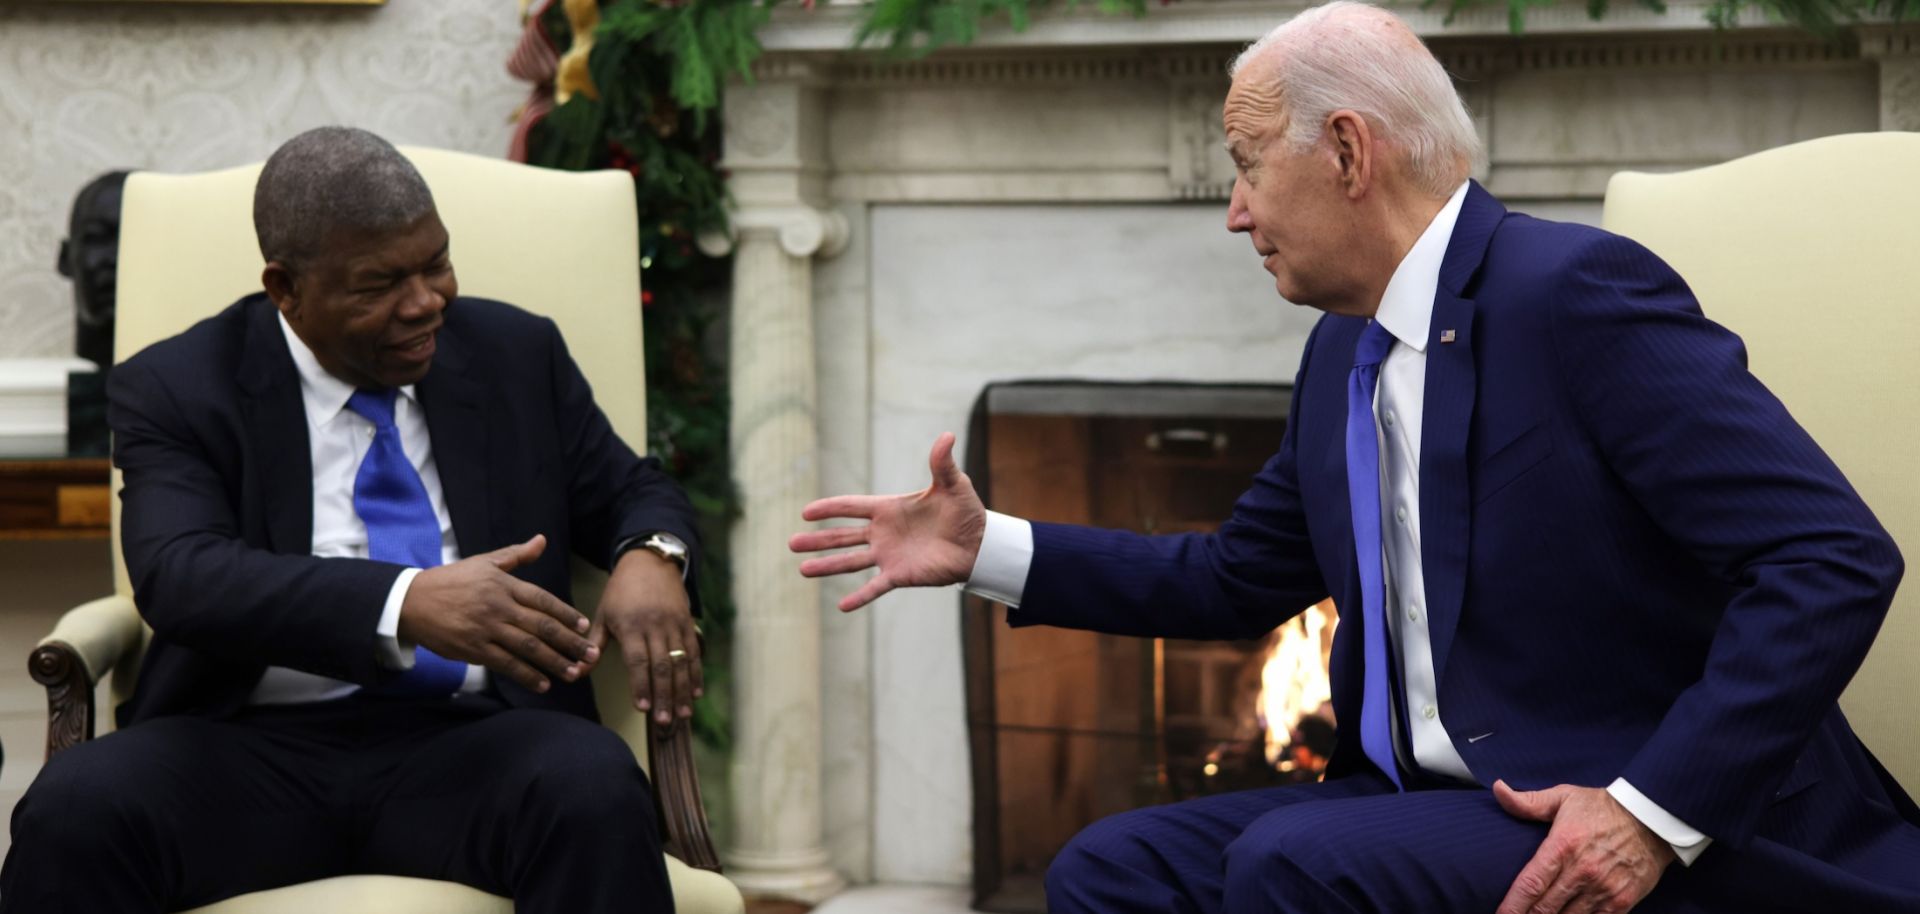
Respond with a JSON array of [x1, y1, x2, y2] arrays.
[[27, 147, 744, 914], [1603, 132, 1920, 793]]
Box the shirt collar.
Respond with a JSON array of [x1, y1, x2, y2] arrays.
[[1372, 181, 1471, 355], [276, 311, 417, 424]]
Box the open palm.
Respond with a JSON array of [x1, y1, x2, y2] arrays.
[[789, 432, 987, 611]]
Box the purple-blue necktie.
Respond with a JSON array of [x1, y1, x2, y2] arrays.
[[1345, 320, 1403, 790], [346, 388, 469, 697]]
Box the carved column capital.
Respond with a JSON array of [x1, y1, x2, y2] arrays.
[[703, 206, 850, 260]]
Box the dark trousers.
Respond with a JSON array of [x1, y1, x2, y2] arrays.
[[1045, 771, 1688, 914], [1, 694, 673, 913], [1043, 768, 1920, 914]]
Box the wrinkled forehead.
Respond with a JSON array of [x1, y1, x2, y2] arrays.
[[1223, 61, 1286, 153], [317, 213, 448, 278]]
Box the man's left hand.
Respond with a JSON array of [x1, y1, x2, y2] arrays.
[[590, 548, 700, 728], [1493, 779, 1675, 914]]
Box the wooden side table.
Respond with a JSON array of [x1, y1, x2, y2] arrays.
[[0, 459, 111, 540]]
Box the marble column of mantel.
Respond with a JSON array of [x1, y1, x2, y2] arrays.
[[720, 66, 849, 903]]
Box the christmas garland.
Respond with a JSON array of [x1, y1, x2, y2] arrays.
[[511, 0, 766, 751], [509, 0, 1911, 753]]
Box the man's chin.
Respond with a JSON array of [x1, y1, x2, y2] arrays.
[[1272, 273, 1304, 305], [376, 362, 433, 389]]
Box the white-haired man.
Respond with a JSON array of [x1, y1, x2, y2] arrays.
[[791, 3, 1920, 912]]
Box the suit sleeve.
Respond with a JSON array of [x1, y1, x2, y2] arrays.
[[542, 318, 704, 614], [109, 356, 403, 685], [1549, 235, 1903, 848], [1014, 324, 1330, 640]]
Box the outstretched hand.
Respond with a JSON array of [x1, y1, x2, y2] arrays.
[[790, 432, 987, 611]]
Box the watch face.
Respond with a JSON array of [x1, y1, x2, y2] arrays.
[[646, 534, 688, 563]]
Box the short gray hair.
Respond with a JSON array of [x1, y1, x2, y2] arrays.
[[253, 126, 437, 269], [1229, 1, 1480, 198]]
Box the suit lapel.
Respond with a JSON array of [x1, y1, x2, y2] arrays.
[[416, 326, 493, 559], [1421, 182, 1503, 682], [1421, 292, 1475, 682], [237, 297, 313, 555]]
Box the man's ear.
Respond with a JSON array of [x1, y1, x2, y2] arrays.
[[262, 262, 299, 320], [56, 239, 73, 277], [1326, 110, 1372, 199]]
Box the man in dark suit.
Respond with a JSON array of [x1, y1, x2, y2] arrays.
[[2, 127, 702, 912], [791, 4, 1920, 912]]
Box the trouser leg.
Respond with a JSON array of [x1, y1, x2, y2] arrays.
[[355, 705, 674, 914], [0, 711, 351, 913]]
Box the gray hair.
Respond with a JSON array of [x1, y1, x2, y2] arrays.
[[1229, 1, 1480, 198], [253, 126, 437, 270]]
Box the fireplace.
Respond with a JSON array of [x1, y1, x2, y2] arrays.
[[960, 381, 1337, 912]]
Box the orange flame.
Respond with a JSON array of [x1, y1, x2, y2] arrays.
[[1258, 599, 1337, 767]]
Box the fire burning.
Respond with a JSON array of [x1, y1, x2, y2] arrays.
[[1257, 599, 1338, 771]]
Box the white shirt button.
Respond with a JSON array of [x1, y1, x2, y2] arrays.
[[1423, 704, 1438, 720], [1408, 605, 1421, 623], [1384, 410, 1397, 428], [365, 427, 376, 439], [1395, 505, 1408, 524]]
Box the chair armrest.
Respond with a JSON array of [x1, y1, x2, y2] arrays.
[[648, 632, 723, 872], [29, 594, 143, 761]]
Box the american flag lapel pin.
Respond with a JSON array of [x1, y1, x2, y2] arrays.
[[1440, 329, 1457, 344]]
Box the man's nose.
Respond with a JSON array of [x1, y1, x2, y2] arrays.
[[397, 274, 445, 321], [1226, 178, 1252, 233]]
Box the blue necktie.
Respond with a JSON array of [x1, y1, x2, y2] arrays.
[[346, 388, 469, 697], [1345, 320, 1403, 790]]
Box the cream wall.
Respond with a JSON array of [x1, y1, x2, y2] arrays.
[[0, 0, 526, 358]]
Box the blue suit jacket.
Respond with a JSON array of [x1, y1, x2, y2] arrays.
[[1014, 184, 1919, 897], [108, 294, 701, 727]]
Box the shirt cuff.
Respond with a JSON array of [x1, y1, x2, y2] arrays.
[[964, 511, 1033, 608], [376, 567, 421, 671], [1607, 777, 1712, 866]]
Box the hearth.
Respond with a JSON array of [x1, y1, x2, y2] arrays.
[[960, 381, 1337, 912]]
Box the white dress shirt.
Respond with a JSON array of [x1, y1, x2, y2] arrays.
[[248, 315, 488, 705], [964, 182, 1710, 865]]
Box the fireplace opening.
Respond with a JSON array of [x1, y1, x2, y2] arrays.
[[961, 381, 1338, 913]]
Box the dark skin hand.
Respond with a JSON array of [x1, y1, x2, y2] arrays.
[[589, 548, 703, 727], [398, 534, 598, 693]]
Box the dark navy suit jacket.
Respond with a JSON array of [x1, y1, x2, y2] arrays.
[[1014, 183, 1920, 901], [108, 293, 700, 728]]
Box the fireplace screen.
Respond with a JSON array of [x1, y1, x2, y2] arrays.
[[961, 381, 1337, 912]]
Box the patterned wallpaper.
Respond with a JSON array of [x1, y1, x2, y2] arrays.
[[0, 0, 526, 357]]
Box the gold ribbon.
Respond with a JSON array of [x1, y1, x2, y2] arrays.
[[555, 0, 602, 104]]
